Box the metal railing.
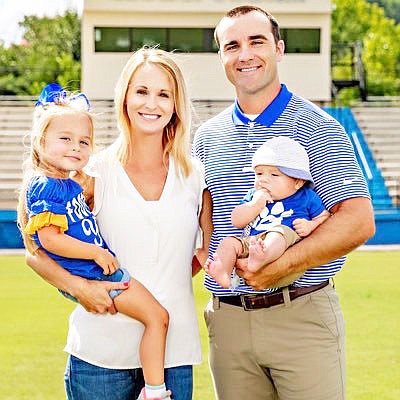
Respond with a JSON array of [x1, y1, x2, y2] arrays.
[[331, 41, 367, 101]]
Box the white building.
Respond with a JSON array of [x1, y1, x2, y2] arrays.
[[82, 0, 332, 101]]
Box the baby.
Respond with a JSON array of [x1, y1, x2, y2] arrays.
[[204, 136, 330, 289]]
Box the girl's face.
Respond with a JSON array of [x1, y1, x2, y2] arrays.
[[125, 63, 175, 137], [42, 113, 92, 178], [254, 165, 304, 200]]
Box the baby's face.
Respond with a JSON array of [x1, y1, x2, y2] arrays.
[[254, 165, 303, 201]]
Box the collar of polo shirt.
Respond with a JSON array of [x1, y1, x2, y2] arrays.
[[232, 84, 293, 128]]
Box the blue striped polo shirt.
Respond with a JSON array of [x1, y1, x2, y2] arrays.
[[193, 84, 370, 295]]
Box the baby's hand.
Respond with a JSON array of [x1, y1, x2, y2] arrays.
[[253, 187, 273, 204], [93, 248, 119, 275], [293, 218, 313, 237]]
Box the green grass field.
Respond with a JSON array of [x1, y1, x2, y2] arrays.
[[1, 251, 399, 399]]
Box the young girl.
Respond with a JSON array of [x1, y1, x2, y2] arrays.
[[17, 83, 172, 400]]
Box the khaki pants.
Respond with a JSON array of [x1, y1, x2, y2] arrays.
[[205, 284, 345, 400]]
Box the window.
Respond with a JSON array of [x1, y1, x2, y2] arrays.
[[94, 27, 217, 53], [170, 28, 203, 52], [131, 28, 167, 50], [95, 28, 130, 52], [94, 27, 320, 54], [281, 29, 320, 54]]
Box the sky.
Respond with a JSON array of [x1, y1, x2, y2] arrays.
[[0, 0, 83, 46]]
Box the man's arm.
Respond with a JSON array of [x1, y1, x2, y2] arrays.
[[26, 249, 128, 313], [237, 197, 375, 290]]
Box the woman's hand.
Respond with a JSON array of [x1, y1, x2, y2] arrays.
[[73, 279, 129, 314], [26, 249, 128, 314]]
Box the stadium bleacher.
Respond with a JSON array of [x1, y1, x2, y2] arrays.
[[0, 98, 399, 246]]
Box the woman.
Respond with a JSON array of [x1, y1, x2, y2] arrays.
[[27, 47, 212, 400]]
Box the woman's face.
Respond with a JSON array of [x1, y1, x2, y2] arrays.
[[125, 63, 175, 137]]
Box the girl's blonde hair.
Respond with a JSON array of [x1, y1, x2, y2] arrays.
[[17, 95, 94, 254], [114, 47, 192, 177]]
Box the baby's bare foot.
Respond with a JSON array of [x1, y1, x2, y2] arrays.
[[248, 237, 268, 272], [204, 254, 231, 288]]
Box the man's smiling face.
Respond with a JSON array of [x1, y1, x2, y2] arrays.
[[217, 11, 284, 99]]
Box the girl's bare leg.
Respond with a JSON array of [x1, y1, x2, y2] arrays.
[[113, 279, 169, 386], [204, 236, 243, 288], [247, 232, 286, 272]]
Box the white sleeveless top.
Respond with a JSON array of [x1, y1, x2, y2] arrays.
[[64, 144, 204, 368]]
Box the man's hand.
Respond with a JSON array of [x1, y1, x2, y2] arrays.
[[236, 257, 286, 290], [72, 279, 129, 314]]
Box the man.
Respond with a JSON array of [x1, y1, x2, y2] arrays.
[[192, 5, 375, 400]]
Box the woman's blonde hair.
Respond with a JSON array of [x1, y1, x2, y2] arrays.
[[17, 96, 94, 254], [114, 47, 192, 177]]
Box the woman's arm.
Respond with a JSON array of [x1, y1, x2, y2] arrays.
[[26, 249, 128, 313], [193, 189, 213, 275], [38, 225, 118, 275]]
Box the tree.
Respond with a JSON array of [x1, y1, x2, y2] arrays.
[[367, 0, 400, 23], [332, 0, 400, 100], [0, 10, 80, 95]]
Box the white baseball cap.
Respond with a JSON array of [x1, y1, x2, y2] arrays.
[[251, 136, 314, 186]]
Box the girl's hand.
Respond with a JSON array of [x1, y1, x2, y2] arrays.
[[93, 248, 119, 275]]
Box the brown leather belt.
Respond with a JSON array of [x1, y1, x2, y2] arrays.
[[217, 280, 329, 311]]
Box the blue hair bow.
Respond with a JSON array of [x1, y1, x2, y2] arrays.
[[35, 83, 90, 111]]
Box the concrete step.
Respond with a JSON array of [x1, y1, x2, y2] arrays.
[[367, 137, 400, 144], [0, 131, 27, 138], [0, 182, 18, 193], [373, 154, 400, 162], [0, 153, 24, 161], [0, 137, 27, 144], [0, 143, 26, 151], [352, 107, 400, 115], [356, 116, 400, 124], [0, 200, 17, 209], [370, 144, 400, 151], [381, 170, 400, 178], [0, 162, 22, 170], [0, 119, 31, 130], [0, 147, 27, 155], [378, 167, 400, 174], [362, 130, 400, 141], [0, 106, 35, 113], [0, 172, 23, 180], [358, 122, 399, 129]]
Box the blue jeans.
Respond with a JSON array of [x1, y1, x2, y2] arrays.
[[64, 354, 193, 400]]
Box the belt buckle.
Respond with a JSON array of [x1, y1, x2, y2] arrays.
[[240, 295, 256, 311], [240, 294, 252, 311]]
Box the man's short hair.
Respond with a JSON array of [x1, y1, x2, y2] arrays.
[[214, 5, 281, 48]]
